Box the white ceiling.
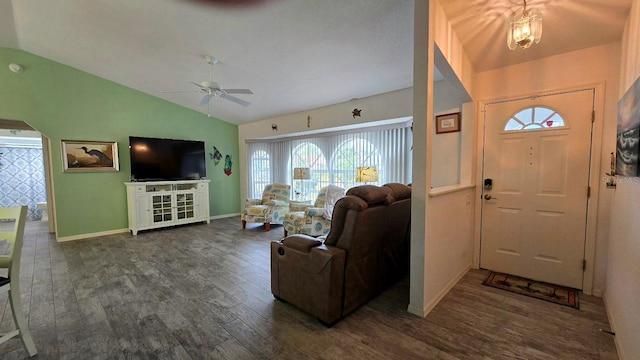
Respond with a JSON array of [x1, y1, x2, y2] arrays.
[[0, 0, 632, 125]]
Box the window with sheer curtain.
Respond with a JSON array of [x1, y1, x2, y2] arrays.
[[248, 148, 271, 198], [291, 143, 328, 200], [331, 138, 380, 191], [246, 123, 412, 199]]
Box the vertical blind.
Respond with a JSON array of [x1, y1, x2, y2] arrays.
[[246, 123, 412, 199]]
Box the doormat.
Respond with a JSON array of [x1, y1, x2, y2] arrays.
[[482, 272, 579, 309]]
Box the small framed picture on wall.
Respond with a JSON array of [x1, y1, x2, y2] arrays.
[[435, 112, 461, 134]]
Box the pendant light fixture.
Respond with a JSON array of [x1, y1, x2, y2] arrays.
[[507, 0, 542, 50]]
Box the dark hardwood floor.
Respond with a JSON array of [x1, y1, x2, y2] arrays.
[[0, 217, 618, 359]]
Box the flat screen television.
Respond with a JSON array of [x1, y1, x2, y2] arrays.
[[129, 136, 206, 181]]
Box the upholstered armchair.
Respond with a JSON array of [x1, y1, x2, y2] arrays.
[[242, 183, 291, 231], [283, 185, 345, 237]]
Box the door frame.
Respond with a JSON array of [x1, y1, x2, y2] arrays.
[[0, 119, 57, 236], [41, 134, 57, 235], [472, 83, 606, 296]]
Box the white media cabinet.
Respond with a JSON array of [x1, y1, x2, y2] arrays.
[[125, 180, 210, 235]]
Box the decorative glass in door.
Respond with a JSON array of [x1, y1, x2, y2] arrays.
[[152, 194, 172, 223], [176, 193, 195, 220]]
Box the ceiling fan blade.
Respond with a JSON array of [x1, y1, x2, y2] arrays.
[[222, 94, 251, 107], [187, 81, 206, 89], [161, 90, 200, 94], [224, 89, 253, 95], [199, 95, 212, 107]]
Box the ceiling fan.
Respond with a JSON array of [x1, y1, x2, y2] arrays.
[[163, 55, 253, 116]]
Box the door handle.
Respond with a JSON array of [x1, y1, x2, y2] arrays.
[[484, 194, 497, 200]]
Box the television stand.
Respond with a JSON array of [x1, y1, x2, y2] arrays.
[[125, 180, 210, 235]]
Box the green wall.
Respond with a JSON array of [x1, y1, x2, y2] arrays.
[[0, 48, 240, 238]]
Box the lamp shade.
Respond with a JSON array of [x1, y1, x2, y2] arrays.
[[293, 167, 311, 180], [356, 166, 378, 182]]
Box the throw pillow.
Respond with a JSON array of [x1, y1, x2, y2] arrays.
[[323, 185, 345, 220]]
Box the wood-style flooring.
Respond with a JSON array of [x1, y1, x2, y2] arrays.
[[0, 218, 618, 359]]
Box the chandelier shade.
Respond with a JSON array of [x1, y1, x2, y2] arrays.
[[507, 0, 542, 50]]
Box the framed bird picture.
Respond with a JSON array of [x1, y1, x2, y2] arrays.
[[61, 140, 119, 172]]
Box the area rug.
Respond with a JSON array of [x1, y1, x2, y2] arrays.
[[482, 272, 579, 309]]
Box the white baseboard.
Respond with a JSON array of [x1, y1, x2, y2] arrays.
[[406, 302, 428, 317], [210, 212, 241, 220], [591, 288, 603, 297], [603, 293, 627, 360], [407, 264, 471, 317], [56, 214, 240, 242], [56, 228, 129, 242]]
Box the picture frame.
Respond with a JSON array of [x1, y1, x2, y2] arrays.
[[435, 112, 461, 134], [62, 140, 119, 172], [616, 75, 640, 177]]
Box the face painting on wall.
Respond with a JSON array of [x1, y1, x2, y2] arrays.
[[617, 127, 639, 175], [616, 76, 640, 177]]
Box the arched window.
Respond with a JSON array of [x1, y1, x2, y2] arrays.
[[331, 138, 381, 190], [250, 149, 270, 198], [291, 143, 327, 199], [504, 106, 566, 131]]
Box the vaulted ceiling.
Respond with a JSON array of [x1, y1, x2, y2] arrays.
[[0, 0, 632, 125], [440, 0, 632, 72]]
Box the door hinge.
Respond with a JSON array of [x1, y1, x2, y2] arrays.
[[591, 110, 596, 123], [583, 259, 587, 271], [587, 186, 591, 198]]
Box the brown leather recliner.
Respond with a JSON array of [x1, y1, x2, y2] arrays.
[[270, 183, 411, 325]]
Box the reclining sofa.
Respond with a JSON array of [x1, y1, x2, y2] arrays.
[[270, 183, 411, 325]]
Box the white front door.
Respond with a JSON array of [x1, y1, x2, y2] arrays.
[[480, 90, 594, 289]]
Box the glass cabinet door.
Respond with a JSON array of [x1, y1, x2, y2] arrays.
[[175, 192, 195, 220], [152, 194, 173, 223]]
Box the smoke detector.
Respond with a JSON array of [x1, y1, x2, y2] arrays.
[[9, 63, 23, 73]]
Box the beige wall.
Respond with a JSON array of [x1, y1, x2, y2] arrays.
[[606, 0, 640, 358], [433, 0, 474, 98], [473, 42, 621, 297], [431, 79, 463, 188], [409, 0, 477, 317]]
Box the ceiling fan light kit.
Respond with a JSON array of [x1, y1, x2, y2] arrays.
[[507, 0, 542, 50], [163, 55, 253, 117]]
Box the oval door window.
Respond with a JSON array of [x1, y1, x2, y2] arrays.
[[504, 106, 567, 132]]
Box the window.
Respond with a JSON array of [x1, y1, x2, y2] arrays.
[[291, 143, 327, 200], [331, 138, 381, 190], [504, 106, 566, 131], [246, 123, 412, 201], [250, 149, 270, 198]]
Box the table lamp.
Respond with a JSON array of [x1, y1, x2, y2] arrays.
[[356, 166, 378, 184], [293, 167, 311, 199]]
